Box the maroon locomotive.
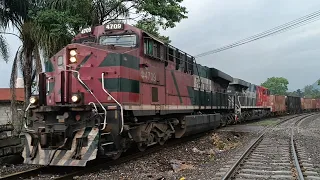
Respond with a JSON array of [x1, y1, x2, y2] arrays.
[[22, 23, 237, 166], [23, 23, 316, 167]]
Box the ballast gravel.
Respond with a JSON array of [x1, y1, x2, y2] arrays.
[[76, 129, 261, 180], [295, 114, 320, 174], [0, 163, 40, 177], [7, 115, 317, 180]]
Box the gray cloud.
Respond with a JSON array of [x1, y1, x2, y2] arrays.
[[161, 0, 320, 91]]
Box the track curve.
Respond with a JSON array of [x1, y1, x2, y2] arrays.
[[219, 113, 320, 180]]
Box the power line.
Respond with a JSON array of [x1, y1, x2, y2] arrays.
[[196, 14, 320, 57], [195, 10, 320, 58]]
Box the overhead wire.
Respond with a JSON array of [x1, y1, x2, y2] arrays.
[[194, 10, 320, 58]]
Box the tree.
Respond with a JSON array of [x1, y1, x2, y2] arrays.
[[135, 17, 171, 43], [49, 0, 188, 29], [286, 89, 303, 97], [261, 77, 289, 95], [296, 89, 303, 97], [303, 85, 320, 98]]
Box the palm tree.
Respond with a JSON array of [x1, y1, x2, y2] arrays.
[[0, 0, 132, 134], [0, 0, 42, 134]]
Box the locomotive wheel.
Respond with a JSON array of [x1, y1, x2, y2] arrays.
[[137, 143, 147, 152], [111, 151, 122, 160], [159, 138, 166, 146]]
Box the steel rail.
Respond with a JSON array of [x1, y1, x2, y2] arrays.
[[290, 113, 318, 180], [221, 113, 314, 180], [0, 166, 46, 180], [291, 127, 304, 180]]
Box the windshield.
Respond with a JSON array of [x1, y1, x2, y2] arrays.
[[99, 34, 137, 47], [72, 37, 95, 44]]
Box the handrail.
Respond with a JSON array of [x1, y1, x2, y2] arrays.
[[101, 72, 124, 134], [65, 70, 108, 130], [23, 103, 34, 132], [88, 102, 98, 112], [24, 71, 108, 130]]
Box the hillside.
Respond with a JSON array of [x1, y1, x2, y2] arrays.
[[310, 79, 320, 90]]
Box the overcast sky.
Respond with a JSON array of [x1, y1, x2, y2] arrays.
[[2, 0, 320, 91], [160, 0, 320, 91]]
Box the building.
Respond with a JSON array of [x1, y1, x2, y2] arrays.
[[0, 88, 25, 125], [15, 78, 24, 88]]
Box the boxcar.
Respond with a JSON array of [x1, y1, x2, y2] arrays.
[[311, 99, 316, 111], [269, 95, 286, 115], [301, 98, 313, 112], [316, 99, 320, 109], [286, 96, 301, 114]]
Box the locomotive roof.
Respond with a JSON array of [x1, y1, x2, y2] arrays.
[[230, 78, 251, 88], [210, 67, 233, 82]]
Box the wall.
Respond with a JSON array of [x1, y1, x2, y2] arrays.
[[0, 102, 24, 135], [0, 102, 12, 125]]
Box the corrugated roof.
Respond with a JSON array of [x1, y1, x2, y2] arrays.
[[0, 88, 25, 102]]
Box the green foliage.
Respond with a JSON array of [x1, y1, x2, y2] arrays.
[[286, 89, 303, 97], [303, 85, 320, 98], [261, 77, 289, 95], [135, 0, 188, 29], [135, 17, 171, 43], [49, 0, 188, 28], [32, 9, 86, 57]]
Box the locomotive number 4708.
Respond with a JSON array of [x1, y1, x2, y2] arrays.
[[141, 71, 157, 82]]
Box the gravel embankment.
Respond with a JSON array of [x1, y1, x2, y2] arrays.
[[76, 130, 260, 180], [295, 114, 320, 174]]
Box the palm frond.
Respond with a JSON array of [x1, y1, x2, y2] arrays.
[[0, 0, 29, 31], [10, 46, 21, 134], [0, 34, 9, 62]]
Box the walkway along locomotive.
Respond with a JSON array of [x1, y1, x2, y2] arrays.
[[22, 23, 319, 167]]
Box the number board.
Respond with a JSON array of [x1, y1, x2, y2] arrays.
[[81, 27, 92, 34], [105, 23, 124, 30]]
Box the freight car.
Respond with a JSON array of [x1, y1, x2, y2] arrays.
[[268, 95, 286, 116], [21, 23, 320, 167], [286, 96, 302, 114]]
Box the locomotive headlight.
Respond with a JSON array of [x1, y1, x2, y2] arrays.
[[70, 49, 77, 57], [29, 96, 38, 105], [71, 94, 80, 103], [69, 56, 77, 63]]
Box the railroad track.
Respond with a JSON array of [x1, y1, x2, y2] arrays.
[[216, 113, 320, 180], [0, 131, 209, 180], [0, 166, 44, 180], [2, 114, 318, 180], [0, 165, 82, 180]]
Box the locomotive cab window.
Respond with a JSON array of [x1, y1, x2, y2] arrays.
[[143, 33, 165, 60], [99, 34, 137, 47]]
